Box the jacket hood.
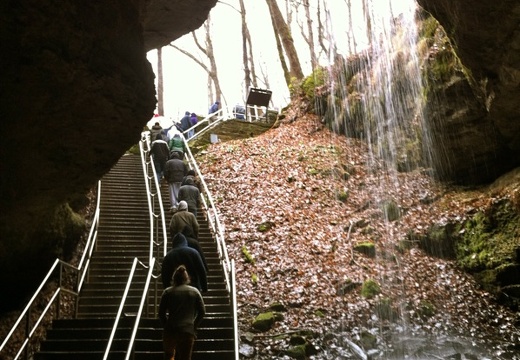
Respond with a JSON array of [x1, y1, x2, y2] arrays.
[[172, 233, 188, 247], [185, 178, 195, 185]]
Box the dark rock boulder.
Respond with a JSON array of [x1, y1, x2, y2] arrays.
[[416, 0, 520, 183], [0, 0, 216, 310]]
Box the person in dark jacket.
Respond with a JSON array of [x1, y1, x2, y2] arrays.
[[169, 201, 199, 240], [178, 177, 200, 217], [181, 225, 208, 271], [181, 169, 202, 192], [188, 113, 198, 139], [161, 233, 207, 292], [159, 265, 205, 360], [150, 121, 163, 140], [180, 111, 191, 136], [150, 134, 170, 180], [164, 152, 187, 210], [208, 101, 220, 123], [208, 101, 219, 114]]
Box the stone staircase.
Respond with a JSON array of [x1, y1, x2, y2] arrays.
[[34, 154, 235, 359]]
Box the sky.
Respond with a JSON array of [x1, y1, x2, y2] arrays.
[[146, 0, 417, 124]]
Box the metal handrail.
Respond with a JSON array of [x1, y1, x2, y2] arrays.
[[140, 132, 168, 256], [182, 123, 239, 359], [102, 257, 138, 360], [181, 135, 233, 292], [140, 136, 168, 265], [231, 259, 239, 360], [13, 289, 61, 360], [124, 258, 156, 360], [77, 180, 102, 294], [0, 181, 102, 359], [140, 131, 167, 315], [124, 127, 238, 359], [184, 108, 229, 143], [104, 132, 169, 359]]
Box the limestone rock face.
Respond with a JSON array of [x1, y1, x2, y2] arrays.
[[417, 0, 520, 183], [0, 0, 216, 309], [0, 0, 518, 309]]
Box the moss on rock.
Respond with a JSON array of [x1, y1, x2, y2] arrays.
[[361, 279, 381, 299]]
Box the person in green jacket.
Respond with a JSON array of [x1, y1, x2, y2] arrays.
[[168, 133, 186, 159]]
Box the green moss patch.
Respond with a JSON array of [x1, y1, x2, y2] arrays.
[[361, 279, 381, 299]]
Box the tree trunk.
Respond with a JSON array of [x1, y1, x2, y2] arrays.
[[316, 0, 337, 61], [157, 47, 164, 115], [346, 0, 357, 54], [203, 17, 224, 106], [268, 8, 291, 86], [239, 0, 251, 94], [303, 0, 318, 70], [246, 27, 258, 89], [266, 0, 304, 84], [362, 0, 373, 43], [169, 14, 226, 108]]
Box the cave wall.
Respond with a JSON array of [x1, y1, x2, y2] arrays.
[[0, 0, 518, 311], [0, 0, 217, 310], [416, 0, 520, 183]]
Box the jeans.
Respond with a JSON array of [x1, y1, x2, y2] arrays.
[[168, 182, 182, 208], [154, 160, 166, 180]]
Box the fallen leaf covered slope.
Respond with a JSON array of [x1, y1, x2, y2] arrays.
[[196, 114, 519, 343]]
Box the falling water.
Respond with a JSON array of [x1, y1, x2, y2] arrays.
[[317, 1, 500, 359], [328, 0, 425, 173]]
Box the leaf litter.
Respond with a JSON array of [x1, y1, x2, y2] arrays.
[[197, 114, 520, 359]]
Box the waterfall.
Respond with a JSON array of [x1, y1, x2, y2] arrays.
[[316, 1, 510, 358], [328, 0, 424, 172], [321, 0, 444, 357]]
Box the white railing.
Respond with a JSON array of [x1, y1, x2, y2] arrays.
[[140, 133, 168, 261], [140, 127, 239, 359], [102, 257, 156, 360], [0, 181, 102, 360]]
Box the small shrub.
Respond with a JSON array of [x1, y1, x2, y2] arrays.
[[337, 190, 349, 202], [242, 245, 255, 264], [418, 300, 436, 318], [361, 279, 381, 298], [257, 221, 274, 232]]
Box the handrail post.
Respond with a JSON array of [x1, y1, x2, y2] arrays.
[[57, 263, 62, 319], [24, 309, 30, 360]]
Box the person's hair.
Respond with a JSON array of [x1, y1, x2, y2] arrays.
[[187, 169, 196, 176], [155, 134, 162, 140], [172, 265, 190, 286]]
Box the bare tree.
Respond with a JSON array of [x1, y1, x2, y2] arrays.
[[157, 47, 164, 115], [293, 0, 318, 70], [238, 0, 260, 97], [315, 0, 337, 62], [216, 0, 258, 102], [246, 26, 259, 90], [362, 0, 373, 43], [346, 0, 357, 54], [239, 0, 251, 93], [266, 0, 304, 86], [201, 18, 223, 105], [268, 7, 291, 86], [169, 15, 226, 108]]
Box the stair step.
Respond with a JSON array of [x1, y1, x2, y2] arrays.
[[33, 154, 236, 359]]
